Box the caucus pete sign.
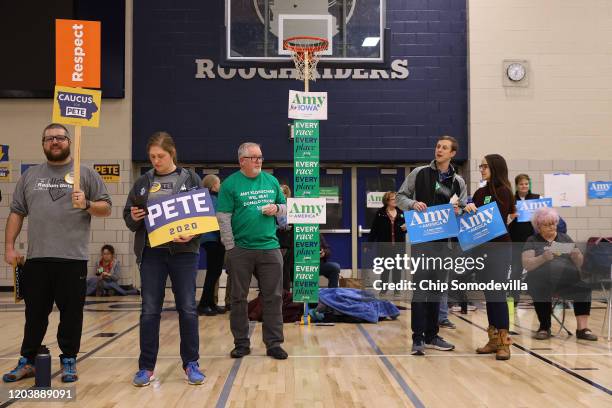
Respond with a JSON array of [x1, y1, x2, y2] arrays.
[[52, 86, 101, 127], [145, 188, 220, 247]]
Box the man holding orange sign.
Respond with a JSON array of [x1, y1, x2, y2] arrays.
[[3, 123, 111, 384]]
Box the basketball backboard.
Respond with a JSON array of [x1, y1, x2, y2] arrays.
[[226, 0, 386, 63]]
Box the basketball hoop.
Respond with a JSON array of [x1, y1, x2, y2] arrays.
[[283, 36, 329, 87]]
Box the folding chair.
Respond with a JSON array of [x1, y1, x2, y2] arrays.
[[551, 295, 572, 337]]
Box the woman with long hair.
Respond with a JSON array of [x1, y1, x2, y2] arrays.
[[464, 154, 515, 360]]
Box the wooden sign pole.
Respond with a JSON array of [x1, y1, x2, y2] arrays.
[[73, 125, 82, 197]]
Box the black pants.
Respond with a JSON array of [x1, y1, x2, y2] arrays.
[[21, 259, 87, 363], [528, 269, 592, 331], [410, 244, 444, 342], [474, 244, 511, 330], [199, 241, 226, 308], [533, 301, 591, 331]]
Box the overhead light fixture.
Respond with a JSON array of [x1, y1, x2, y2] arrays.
[[361, 37, 380, 47]]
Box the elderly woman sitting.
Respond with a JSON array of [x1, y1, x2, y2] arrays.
[[522, 207, 597, 341]]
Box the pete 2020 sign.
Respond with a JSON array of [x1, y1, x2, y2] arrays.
[[144, 189, 220, 247]]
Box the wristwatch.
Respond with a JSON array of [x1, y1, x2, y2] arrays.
[[84, 199, 91, 210]]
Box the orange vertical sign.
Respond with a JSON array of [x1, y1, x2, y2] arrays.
[[56, 19, 101, 89]]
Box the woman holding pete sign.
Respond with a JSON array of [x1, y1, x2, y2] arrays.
[[464, 154, 515, 360], [123, 132, 205, 386]]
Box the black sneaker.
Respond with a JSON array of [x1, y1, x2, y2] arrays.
[[266, 347, 288, 360], [212, 305, 226, 314], [197, 306, 217, 316], [230, 346, 251, 358]]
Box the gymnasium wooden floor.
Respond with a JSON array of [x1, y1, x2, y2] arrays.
[[0, 290, 610, 407]]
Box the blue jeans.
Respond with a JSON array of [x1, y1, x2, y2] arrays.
[[86, 277, 130, 296], [320, 262, 340, 288], [139, 247, 199, 370], [438, 292, 449, 322]]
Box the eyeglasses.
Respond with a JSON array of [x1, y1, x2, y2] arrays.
[[242, 156, 264, 162], [540, 223, 557, 229], [478, 164, 489, 170], [42, 135, 69, 143]]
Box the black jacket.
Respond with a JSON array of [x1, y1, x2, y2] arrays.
[[369, 207, 406, 243], [123, 167, 202, 264], [396, 160, 467, 210]]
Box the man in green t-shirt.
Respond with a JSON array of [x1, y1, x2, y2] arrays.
[[217, 142, 288, 360]]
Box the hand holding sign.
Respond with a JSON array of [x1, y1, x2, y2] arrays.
[[130, 207, 147, 221], [405, 204, 458, 244], [71, 190, 87, 209], [413, 202, 427, 212]]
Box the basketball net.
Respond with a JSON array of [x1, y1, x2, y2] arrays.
[[283, 36, 329, 92]]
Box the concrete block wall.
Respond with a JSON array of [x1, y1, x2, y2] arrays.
[[468, 159, 612, 242]]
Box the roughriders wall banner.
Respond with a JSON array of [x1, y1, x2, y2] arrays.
[[293, 118, 322, 302]]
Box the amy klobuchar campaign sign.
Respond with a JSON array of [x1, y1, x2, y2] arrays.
[[404, 204, 459, 244], [516, 198, 553, 222], [144, 188, 220, 247], [457, 202, 508, 251]]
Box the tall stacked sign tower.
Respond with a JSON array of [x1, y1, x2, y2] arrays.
[[53, 19, 102, 193], [285, 37, 329, 323]]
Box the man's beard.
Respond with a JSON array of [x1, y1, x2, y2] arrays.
[[44, 145, 71, 162], [251, 167, 262, 175]]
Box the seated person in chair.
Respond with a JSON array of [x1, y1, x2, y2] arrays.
[[86, 245, 137, 296], [320, 234, 340, 288], [522, 208, 597, 341]]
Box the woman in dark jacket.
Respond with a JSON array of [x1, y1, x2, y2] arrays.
[[369, 191, 406, 294], [508, 174, 540, 304], [123, 131, 205, 387]]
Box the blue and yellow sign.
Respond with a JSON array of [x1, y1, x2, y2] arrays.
[[52, 85, 102, 128], [0, 163, 11, 182], [144, 188, 220, 247], [0, 145, 9, 162]]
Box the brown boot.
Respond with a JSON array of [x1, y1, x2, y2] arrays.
[[496, 329, 512, 360], [476, 325, 499, 354]]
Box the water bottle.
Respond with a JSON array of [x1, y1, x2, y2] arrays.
[[34, 346, 51, 387]]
